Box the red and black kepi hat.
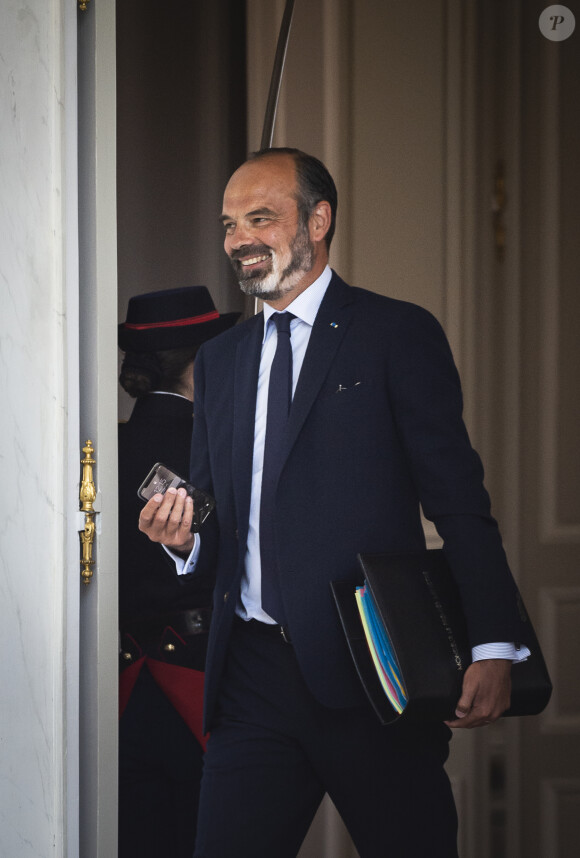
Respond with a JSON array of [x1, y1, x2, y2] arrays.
[[118, 286, 241, 352]]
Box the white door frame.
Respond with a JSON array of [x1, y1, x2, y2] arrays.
[[65, 1, 81, 852], [77, 2, 119, 855]]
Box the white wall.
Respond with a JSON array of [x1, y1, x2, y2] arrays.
[[0, 2, 77, 855]]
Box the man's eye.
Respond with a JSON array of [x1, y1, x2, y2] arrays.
[[223, 223, 235, 233], [252, 217, 269, 225]]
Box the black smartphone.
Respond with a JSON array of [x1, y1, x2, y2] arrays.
[[137, 462, 215, 532]]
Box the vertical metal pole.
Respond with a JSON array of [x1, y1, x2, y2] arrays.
[[260, 0, 296, 149]]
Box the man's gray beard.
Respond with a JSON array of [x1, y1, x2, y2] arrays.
[[237, 224, 314, 301]]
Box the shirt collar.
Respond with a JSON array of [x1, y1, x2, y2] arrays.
[[150, 390, 192, 402], [262, 265, 332, 341]]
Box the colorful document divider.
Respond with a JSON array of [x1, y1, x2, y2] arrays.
[[355, 584, 408, 714]]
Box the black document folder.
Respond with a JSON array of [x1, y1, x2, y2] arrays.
[[331, 550, 553, 725]]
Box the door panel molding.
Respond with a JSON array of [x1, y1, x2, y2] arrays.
[[541, 779, 580, 858], [540, 587, 580, 734], [537, 42, 580, 545]]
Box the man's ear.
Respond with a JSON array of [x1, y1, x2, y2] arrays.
[[308, 201, 332, 244]]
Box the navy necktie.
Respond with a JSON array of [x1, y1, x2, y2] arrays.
[[260, 312, 295, 624]]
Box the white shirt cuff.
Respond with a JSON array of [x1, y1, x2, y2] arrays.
[[471, 642, 531, 663], [162, 533, 200, 576]]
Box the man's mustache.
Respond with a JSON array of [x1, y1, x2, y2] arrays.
[[229, 244, 272, 261]]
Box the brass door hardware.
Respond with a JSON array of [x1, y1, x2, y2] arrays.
[[79, 440, 97, 585]]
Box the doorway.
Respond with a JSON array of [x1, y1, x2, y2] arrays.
[[83, 2, 580, 856]]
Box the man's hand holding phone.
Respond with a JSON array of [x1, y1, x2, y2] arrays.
[[137, 463, 215, 555], [138, 487, 196, 556]]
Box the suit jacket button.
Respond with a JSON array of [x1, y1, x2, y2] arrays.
[[234, 529, 239, 539], [224, 591, 229, 603]]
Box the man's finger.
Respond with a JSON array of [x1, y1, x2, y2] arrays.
[[452, 670, 478, 720], [168, 488, 188, 523], [180, 495, 194, 531], [138, 494, 164, 532], [445, 705, 495, 729]]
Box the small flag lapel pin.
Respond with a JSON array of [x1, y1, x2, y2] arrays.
[[330, 322, 338, 329]]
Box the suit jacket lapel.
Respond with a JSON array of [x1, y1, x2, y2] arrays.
[[230, 275, 356, 517], [285, 274, 355, 455], [232, 314, 263, 532]]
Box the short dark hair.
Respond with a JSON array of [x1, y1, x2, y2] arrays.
[[249, 147, 338, 249]]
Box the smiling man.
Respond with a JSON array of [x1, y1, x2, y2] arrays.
[[220, 151, 327, 304], [139, 148, 531, 858]]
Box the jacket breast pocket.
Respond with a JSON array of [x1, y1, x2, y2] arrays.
[[316, 379, 375, 403], [313, 380, 385, 424]]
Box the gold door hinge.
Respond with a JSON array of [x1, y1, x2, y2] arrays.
[[78, 0, 91, 11], [79, 440, 97, 585]]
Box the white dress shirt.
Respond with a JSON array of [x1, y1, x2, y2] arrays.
[[238, 266, 333, 623], [173, 265, 528, 662]]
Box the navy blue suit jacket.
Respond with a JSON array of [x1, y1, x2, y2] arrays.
[[190, 272, 528, 731]]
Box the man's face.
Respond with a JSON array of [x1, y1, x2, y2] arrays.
[[220, 155, 315, 304]]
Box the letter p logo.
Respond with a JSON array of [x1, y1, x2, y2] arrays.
[[539, 5, 576, 41]]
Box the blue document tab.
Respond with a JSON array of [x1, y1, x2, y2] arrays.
[[355, 584, 408, 714]]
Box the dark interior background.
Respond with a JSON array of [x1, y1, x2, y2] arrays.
[[116, 0, 247, 417]]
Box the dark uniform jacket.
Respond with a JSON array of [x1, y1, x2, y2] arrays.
[[118, 393, 213, 699]]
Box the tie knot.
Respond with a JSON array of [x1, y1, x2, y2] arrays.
[[272, 312, 295, 335]]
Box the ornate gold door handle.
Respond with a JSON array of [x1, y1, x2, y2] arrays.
[[79, 440, 97, 585]]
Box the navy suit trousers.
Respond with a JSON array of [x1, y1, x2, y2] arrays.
[[193, 617, 458, 858]]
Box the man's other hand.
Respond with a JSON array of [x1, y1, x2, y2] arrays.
[[445, 659, 511, 729], [138, 487, 195, 555]]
